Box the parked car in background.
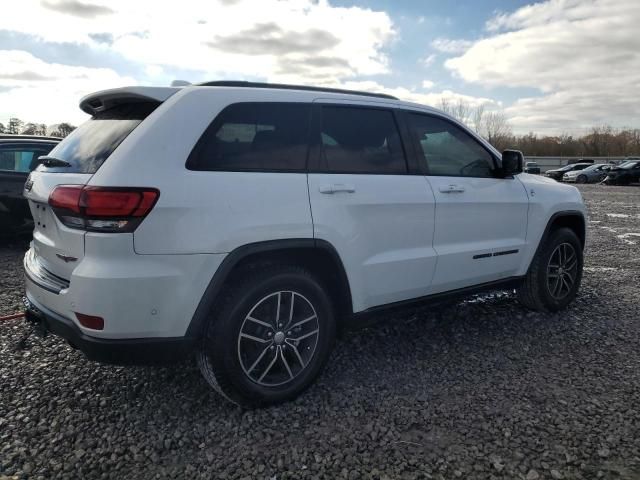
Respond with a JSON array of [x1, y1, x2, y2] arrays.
[[524, 161, 540, 174], [563, 163, 610, 183], [569, 158, 595, 165], [545, 162, 592, 181], [0, 135, 60, 231], [603, 159, 640, 185]]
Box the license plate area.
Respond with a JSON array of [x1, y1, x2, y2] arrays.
[[31, 201, 53, 231]]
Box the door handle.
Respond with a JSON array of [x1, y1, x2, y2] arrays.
[[439, 184, 465, 193], [319, 183, 356, 194]]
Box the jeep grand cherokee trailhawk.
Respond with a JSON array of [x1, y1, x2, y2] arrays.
[[24, 81, 587, 407]]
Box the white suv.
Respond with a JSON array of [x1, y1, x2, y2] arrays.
[[23, 81, 586, 407]]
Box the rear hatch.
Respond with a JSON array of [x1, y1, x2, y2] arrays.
[[24, 102, 159, 280]]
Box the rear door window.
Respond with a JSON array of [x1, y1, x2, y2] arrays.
[[187, 103, 311, 171], [318, 106, 407, 174], [38, 103, 157, 174]]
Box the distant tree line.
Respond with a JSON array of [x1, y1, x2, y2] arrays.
[[439, 99, 640, 157], [2, 106, 639, 158], [0, 117, 77, 138], [509, 127, 640, 158]]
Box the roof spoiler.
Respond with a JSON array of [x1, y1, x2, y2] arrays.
[[79, 86, 180, 116]]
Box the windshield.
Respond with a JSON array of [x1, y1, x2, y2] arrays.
[[559, 164, 577, 171], [622, 161, 640, 169], [583, 164, 604, 172], [37, 103, 157, 173]]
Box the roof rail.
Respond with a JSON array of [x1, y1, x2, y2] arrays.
[[196, 80, 398, 100], [0, 134, 62, 141]]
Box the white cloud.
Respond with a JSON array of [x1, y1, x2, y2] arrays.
[[445, 0, 640, 133], [431, 37, 472, 53], [0, 0, 517, 130], [410, 89, 496, 110], [421, 53, 437, 67], [0, 46, 499, 126], [0, 0, 395, 85], [144, 65, 164, 78], [0, 0, 400, 124], [0, 50, 134, 124], [337, 80, 497, 112]]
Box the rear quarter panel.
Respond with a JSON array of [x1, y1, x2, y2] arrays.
[[88, 88, 314, 254]]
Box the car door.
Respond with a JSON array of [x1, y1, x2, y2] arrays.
[[404, 111, 529, 293], [0, 142, 55, 197], [0, 141, 56, 222], [632, 162, 640, 182], [307, 103, 437, 312], [591, 165, 608, 181]]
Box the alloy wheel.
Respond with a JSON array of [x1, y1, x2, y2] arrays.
[[237, 291, 320, 387], [546, 242, 578, 300]]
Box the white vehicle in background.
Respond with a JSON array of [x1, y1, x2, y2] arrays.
[[563, 163, 610, 183], [544, 162, 593, 182], [23, 81, 587, 407], [523, 161, 541, 174]]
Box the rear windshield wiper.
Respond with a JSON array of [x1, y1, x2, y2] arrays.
[[38, 156, 72, 168]]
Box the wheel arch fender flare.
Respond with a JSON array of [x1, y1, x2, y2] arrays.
[[528, 210, 586, 271], [185, 238, 353, 340]]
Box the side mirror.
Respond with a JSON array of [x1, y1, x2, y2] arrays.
[[501, 150, 524, 176]]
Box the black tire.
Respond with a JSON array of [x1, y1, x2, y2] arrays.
[[517, 227, 583, 312], [576, 175, 587, 184], [197, 264, 336, 408]]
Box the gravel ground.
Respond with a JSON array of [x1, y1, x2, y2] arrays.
[[1, 184, 640, 480]]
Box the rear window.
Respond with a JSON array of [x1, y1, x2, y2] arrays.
[[0, 144, 56, 172], [37, 103, 157, 174], [187, 102, 311, 171]]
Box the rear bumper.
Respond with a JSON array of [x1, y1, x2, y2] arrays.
[[24, 295, 193, 365], [23, 238, 226, 339]]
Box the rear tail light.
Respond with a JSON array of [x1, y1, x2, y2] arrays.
[[49, 185, 159, 233]]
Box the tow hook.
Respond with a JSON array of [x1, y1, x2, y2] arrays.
[[16, 297, 48, 350]]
